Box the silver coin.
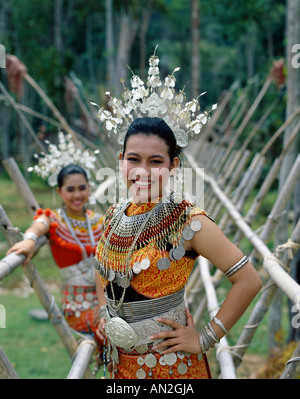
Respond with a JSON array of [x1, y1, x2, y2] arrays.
[[68, 286, 74, 293], [132, 262, 141, 274], [136, 368, 146, 379], [164, 352, 177, 366], [169, 248, 176, 261], [190, 220, 202, 232], [182, 227, 194, 240], [172, 245, 185, 260], [75, 310, 81, 318], [66, 294, 73, 302], [76, 287, 84, 294], [75, 294, 84, 303], [177, 351, 185, 359], [137, 356, 145, 366], [70, 302, 77, 311], [119, 275, 130, 288], [86, 292, 94, 301], [107, 269, 115, 282], [177, 362, 188, 375], [82, 300, 90, 309], [144, 353, 157, 368], [140, 258, 150, 270], [135, 344, 148, 354], [156, 258, 171, 271], [197, 353, 203, 362], [159, 356, 166, 366]]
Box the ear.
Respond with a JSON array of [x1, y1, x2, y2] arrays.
[[170, 156, 180, 176]]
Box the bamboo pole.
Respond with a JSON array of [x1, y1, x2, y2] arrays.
[[0, 236, 47, 281], [3, 157, 40, 215], [250, 154, 300, 262], [67, 338, 96, 379], [0, 206, 94, 378], [280, 342, 300, 379], [186, 152, 300, 305], [233, 219, 300, 367], [0, 81, 46, 152], [198, 256, 236, 379], [0, 346, 20, 379], [216, 76, 273, 175]]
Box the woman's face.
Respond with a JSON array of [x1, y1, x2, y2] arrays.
[[119, 133, 179, 204], [57, 173, 90, 216]]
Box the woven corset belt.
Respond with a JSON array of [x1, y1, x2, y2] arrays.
[[106, 288, 185, 323]]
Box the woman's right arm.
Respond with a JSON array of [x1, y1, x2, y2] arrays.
[[6, 215, 51, 265]]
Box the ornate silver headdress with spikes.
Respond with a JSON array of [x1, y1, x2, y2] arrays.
[[91, 46, 217, 148], [28, 131, 98, 187]]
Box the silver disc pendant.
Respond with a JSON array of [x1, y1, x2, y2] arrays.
[[156, 258, 171, 271], [107, 269, 115, 282], [144, 353, 157, 368], [119, 275, 130, 288], [164, 352, 177, 366], [190, 220, 202, 232], [137, 356, 145, 366], [197, 353, 203, 362], [177, 362, 188, 375], [135, 344, 148, 354], [182, 227, 195, 240], [169, 248, 176, 261], [132, 262, 141, 274], [172, 244, 185, 260], [159, 356, 166, 366], [140, 258, 150, 270], [136, 368, 146, 379]]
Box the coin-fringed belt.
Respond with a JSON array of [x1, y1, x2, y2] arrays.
[[60, 256, 96, 286], [104, 292, 202, 378], [61, 285, 98, 317]]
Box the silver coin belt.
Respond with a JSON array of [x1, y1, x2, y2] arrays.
[[94, 217, 203, 288], [104, 300, 203, 379], [61, 285, 98, 317]]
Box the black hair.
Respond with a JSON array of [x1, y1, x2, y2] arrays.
[[122, 117, 181, 162], [57, 164, 88, 188]]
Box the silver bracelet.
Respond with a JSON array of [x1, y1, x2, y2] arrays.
[[23, 232, 38, 243], [212, 315, 228, 334], [32, 217, 50, 229], [98, 305, 108, 320], [198, 322, 220, 353], [224, 255, 249, 278]]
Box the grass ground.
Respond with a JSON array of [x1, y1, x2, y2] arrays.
[[0, 174, 292, 379]]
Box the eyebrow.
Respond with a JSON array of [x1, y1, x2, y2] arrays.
[[66, 184, 87, 189], [126, 152, 164, 158]]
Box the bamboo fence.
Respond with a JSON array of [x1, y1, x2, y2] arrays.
[[0, 63, 299, 379]]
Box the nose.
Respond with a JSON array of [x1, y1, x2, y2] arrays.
[[129, 165, 150, 180]]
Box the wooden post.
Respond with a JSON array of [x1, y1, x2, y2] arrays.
[[0, 206, 94, 378], [234, 219, 300, 367], [67, 338, 96, 379], [2, 158, 40, 215], [0, 346, 20, 379], [198, 256, 236, 379]]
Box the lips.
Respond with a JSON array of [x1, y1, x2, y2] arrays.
[[133, 179, 153, 188]]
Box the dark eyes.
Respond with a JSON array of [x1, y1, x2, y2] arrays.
[[126, 157, 163, 164], [66, 185, 87, 192]]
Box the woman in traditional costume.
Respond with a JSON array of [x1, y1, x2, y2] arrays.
[[7, 139, 104, 360], [93, 49, 262, 379]]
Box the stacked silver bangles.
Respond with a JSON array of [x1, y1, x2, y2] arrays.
[[198, 316, 228, 353], [198, 322, 220, 353], [224, 255, 249, 278]]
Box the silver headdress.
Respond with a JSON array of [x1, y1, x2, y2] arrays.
[[28, 131, 98, 187], [91, 46, 217, 148]]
